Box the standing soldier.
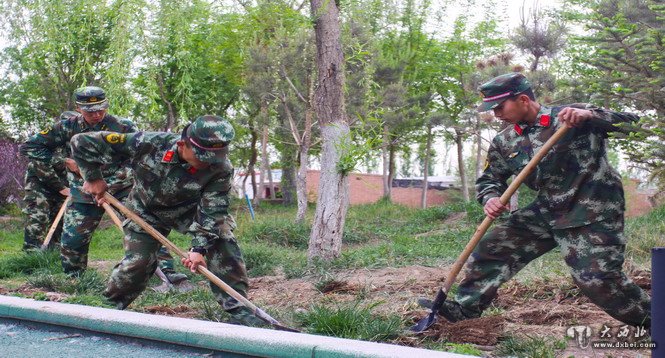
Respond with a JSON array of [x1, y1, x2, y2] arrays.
[[20, 86, 184, 283], [21, 111, 77, 251], [71, 115, 261, 326], [433, 73, 651, 328]]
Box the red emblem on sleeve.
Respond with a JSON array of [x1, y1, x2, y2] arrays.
[[187, 166, 197, 175], [513, 124, 523, 135], [162, 150, 174, 162], [540, 114, 551, 127]]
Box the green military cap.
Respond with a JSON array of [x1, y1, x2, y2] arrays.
[[74, 86, 109, 112], [185, 115, 234, 164], [477, 72, 531, 112], [59, 111, 79, 121]]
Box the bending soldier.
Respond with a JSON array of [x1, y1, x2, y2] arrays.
[[72, 115, 260, 326], [20, 87, 184, 283]]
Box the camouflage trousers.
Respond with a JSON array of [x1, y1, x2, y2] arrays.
[[454, 208, 651, 327], [22, 179, 66, 250], [60, 200, 177, 276], [104, 201, 249, 312]]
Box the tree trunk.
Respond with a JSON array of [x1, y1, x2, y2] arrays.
[[295, 76, 314, 223], [421, 125, 432, 209], [388, 144, 396, 197], [263, 125, 276, 200], [248, 116, 259, 201], [256, 101, 268, 204], [381, 125, 391, 200], [308, 0, 349, 263], [455, 129, 470, 202], [475, 115, 484, 181]]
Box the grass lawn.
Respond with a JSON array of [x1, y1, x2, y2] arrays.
[[0, 195, 658, 357]]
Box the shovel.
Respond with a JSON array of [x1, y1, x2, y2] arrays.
[[100, 202, 193, 293], [410, 125, 570, 333], [41, 196, 71, 250], [103, 192, 299, 333]]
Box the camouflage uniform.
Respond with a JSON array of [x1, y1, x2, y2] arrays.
[[22, 156, 68, 250], [449, 73, 651, 327], [19, 87, 178, 277], [22, 112, 79, 250], [71, 116, 253, 323]]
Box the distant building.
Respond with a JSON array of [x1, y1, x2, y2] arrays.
[[235, 170, 458, 208]]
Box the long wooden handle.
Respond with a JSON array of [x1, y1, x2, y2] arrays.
[[42, 196, 71, 249], [442, 125, 570, 292], [101, 202, 125, 233], [103, 193, 294, 330]]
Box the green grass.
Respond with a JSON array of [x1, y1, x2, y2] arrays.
[[494, 335, 567, 358], [297, 301, 403, 342], [0, 250, 61, 279]]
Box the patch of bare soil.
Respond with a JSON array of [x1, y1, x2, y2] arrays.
[[249, 265, 652, 357], [142, 304, 197, 318]]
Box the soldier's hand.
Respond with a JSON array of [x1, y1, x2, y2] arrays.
[[182, 252, 207, 273], [484, 197, 509, 219], [83, 179, 108, 204], [59, 187, 71, 197], [64, 158, 80, 174], [558, 107, 594, 128]]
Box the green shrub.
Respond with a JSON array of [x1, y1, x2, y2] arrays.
[[297, 301, 403, 342], [495, 335, 566, 358], [0, 250, 61, 279]]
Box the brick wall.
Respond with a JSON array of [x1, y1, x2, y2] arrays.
[[306, 170, 452, 208]]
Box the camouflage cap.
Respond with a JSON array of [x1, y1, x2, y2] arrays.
[[59, 110, 79, 121], [74, 86, 109, 112], [477, 73, 531, 112], [185, 115, 234, 164]]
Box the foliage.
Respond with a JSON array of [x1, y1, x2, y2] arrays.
[[0, 138, 27, 206], [561, 0, 665, 187]]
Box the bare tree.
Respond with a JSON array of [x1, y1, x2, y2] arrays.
[[307, 0, 350, 262]]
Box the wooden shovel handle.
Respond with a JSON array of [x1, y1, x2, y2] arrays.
[[101, 202, 125, 233], [42, 196, 71, 249], [442, 125, 570, 292], [102, 192, 289, 328]]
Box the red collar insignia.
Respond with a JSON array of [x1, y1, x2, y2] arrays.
[[187, 166, 197, 175], [513, 124, 523, 135], [162, 150, 174, 162], [539, 114, 551, 127]]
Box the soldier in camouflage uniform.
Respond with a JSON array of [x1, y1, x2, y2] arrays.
[[20, 87, 183, 281], [72, 115, 260, 326], [21, 111, 78, 250], [436, 73, 651, 328]]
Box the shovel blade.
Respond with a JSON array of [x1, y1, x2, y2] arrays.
[[410, 312, 437, 333]]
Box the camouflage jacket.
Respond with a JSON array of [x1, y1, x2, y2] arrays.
[[20, 113, 137, 203], [24, 150, 68, 193], [476, 104, 638, 229], [71, 131, 236, 248]]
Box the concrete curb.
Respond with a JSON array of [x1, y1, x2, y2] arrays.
[[0, 295, 473, 358]]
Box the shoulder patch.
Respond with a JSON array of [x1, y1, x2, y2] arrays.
[[162, 150, 174, 162], [105, 133, 126, 144]]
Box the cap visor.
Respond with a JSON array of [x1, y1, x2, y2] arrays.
[[477, 99, 501, 112], [80, 101, 109, 112], [192, 146, 228, 164]]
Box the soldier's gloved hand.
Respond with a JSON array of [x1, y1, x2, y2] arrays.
[[182, 252, 207, 273], [558, 107, 594, 128], [83, 179, 108, 205], [64, 158, 80, 174], [59, 187, 71, 197], [484, 197, 509, 219]]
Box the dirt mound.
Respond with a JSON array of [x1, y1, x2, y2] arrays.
[[143, 304, 197, 318], [433, 316, 505, 346]]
